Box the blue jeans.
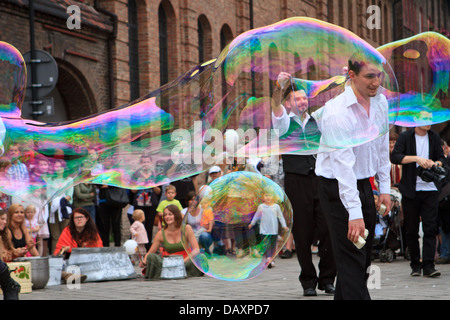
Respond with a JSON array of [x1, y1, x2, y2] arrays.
[[83, 205, 96, 223], [199, 232, 213, 255], [440, 227, 450, 258]]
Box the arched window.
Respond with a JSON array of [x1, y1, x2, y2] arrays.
[[268, 43, 279, 96], [198, 15, 212, 64], [198, 19, 204, 64], [372, 1, 377, 43], [220, 24, 233, 99], [328, 0, 334, 24], [384, 4, 389, 43], [128, 0, 139, 100], [158, 3, 169, 86], [366, 0, 371, 38], [348, 2, 353, 31], [220, 24, 234, 125]]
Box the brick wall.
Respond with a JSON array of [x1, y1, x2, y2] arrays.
[[0, 1, 112, 118], [4, 0, 447, 125]]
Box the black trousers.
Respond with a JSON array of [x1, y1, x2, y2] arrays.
[[285, 172, 336, 290], [401, 191, 439, 269], [318, 177, 376, 300], [97, 203, 123, 247], [0, 260, 7, 273]]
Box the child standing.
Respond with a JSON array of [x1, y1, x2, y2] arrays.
[[130, 209, 148, 257], [25, 204, 40, 240], [156, 185, 183, 229], [24, 204, 40, 257], [249, 190, 289, 268]]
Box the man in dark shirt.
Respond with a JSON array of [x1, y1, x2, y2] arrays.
[[391, 111, 445, 277]]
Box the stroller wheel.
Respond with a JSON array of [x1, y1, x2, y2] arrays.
[[385, 248, 394, 263]]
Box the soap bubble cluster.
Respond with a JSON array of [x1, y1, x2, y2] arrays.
[[0, 17, 448, 280]]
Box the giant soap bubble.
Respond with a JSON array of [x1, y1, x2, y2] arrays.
[[0, 18, 447, 253], [181, 171, 292, 281]]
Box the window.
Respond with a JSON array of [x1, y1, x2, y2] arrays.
[[159, 4, 168, 86], [268, 43, 279, 96], [198, 15, 212, 64], [328, 0, 334, 24], [198, 19, 204, 64], [128, 0, 139, 100]]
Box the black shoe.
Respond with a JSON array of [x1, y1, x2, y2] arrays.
[[423, 267, 441, 278], [303, 287, 317, 296], [279, 250, 292, 259], [410, 266, 421, 277], [319, 284, 335, 295]]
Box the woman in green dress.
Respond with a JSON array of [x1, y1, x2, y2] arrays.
[[140, 204, 204, 279]]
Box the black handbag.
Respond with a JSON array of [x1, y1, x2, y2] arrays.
[[105, 187, 129, 208]]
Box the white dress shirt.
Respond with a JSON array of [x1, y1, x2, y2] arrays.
[[312, 82, 391, 221]]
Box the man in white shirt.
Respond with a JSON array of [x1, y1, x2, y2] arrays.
[[312, 55, 391, 300], [271, 73, 336, 297]]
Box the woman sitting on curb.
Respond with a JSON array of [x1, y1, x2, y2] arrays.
[[54, 207, 103, 283], [139, 204, 204, 279]]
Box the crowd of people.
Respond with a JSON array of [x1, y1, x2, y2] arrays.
[[0, 142, 287, 298]]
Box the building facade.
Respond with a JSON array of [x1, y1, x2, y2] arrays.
[[0, 0, 448, 136]]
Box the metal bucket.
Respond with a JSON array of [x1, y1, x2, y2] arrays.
[[47, 256, 64, 286], [15, 256, 50, 289], [160, 255, 186, 280], [66, 247, 136, 282]]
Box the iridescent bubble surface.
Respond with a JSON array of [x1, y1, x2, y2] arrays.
[[0, 18, 402, 207], [181, 171, 292, 281], [377, 32, 450, 127]]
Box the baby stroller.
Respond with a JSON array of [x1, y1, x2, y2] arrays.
[[372, 189, 408, 263]]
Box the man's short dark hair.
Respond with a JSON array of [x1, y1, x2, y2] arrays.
[[348, 51, 382, 75], [348, 60, 367, 75], [282, 78, 307, 100]]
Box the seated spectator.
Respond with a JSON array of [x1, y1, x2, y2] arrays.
[[139, 204, 203, 279], [53, 207, 103, 255], [0, 210, 21, 300], [185, 194, 214, 255], [6, 204, 39, 258], [0, 210, 16, 262], [0, 157, 12, 210]]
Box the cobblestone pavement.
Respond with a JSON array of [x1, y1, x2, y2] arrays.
[[17, 252, 450, 301]]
